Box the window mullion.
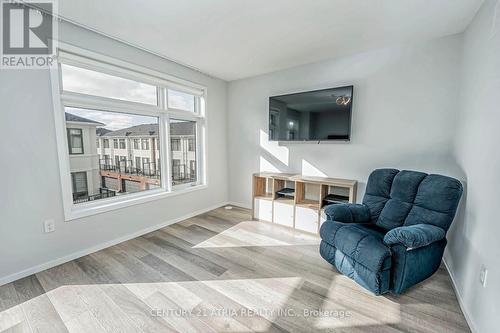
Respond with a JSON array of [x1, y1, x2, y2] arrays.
[[158, 88, 172, 192], [61, 91, 162, 116], [167, 109, 203, 120]]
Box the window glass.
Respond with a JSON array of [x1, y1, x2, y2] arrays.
[[170, 119, 197, 185], [65, 107, 161, 204], [67, 128, 83, 154], [61, 64, 157, 105], [171, 138, 180, 151], [72, 172, 88, 199], [167, 89, 195, 112]]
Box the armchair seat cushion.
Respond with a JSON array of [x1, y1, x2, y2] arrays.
[[320, 221, 392, 272]]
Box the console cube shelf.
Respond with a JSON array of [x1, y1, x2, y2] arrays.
[[252, 172, 357, 235]]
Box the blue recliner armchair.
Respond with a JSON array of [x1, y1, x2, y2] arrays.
[[319, 169, 463, 295]]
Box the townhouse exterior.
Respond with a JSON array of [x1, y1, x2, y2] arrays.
[[65, 113, 111, 203], [65, 113, 196, 203]]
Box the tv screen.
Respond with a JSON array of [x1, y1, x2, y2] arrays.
[[269, 85, 353, 141]]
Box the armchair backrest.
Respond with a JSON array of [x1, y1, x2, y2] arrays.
[[362, 169, 463, 232]]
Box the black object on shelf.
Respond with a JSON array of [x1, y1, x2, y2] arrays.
[[276, 188, 295, 199], [323, 194, 349, 206]]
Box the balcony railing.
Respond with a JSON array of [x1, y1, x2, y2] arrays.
[[73, 187, 116, 204], [172, 164, 196, 185], [99, 159, 160, 178], [99, 159, 196, 184]]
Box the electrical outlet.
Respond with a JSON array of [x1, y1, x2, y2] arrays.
[[479, 265, 488, 288], [44, 219, 55, 233]]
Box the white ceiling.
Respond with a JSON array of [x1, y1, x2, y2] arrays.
[[58, 0, 483, 81]]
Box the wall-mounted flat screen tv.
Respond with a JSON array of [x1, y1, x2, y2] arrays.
[[269, 85, 353, 142]]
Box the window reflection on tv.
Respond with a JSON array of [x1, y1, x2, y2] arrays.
[[269, 85, 353, 141]]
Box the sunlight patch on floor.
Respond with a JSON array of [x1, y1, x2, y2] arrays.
[[0, 276, 404, 332], [193, 221, 320, 248], [313, 275, 401, 329]]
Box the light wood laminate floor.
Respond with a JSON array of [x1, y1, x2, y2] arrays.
[[0, 207, 470, 333]]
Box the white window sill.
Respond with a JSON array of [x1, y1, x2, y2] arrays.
[[65, 184, 207, 221]]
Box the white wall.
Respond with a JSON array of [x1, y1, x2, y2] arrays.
[[227, 35, 464, 207], [0, 20, 228, 282], [445, 1, 500, 332], [1, 8, 497, 331]]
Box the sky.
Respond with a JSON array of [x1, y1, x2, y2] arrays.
[[62, 64, 158, 105], [66, 107, 158, 131], [62, 64, 195, 131]]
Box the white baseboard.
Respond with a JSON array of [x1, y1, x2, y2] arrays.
[[442, 258, 477, 333], [0, 202, 229, 286]]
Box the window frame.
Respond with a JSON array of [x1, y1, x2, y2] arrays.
[[51, 44, 207, 221]]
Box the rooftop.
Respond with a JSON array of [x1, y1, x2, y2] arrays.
[[65, 112, 104, 126], [101, 122, 195, 137]]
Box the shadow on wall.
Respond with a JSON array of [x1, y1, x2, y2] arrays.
[[444, 173, 484, 322], [301, 159, 327, 177], [260, 130, 289, 167], [259, 156, 281, 173], [258, 127, 467, 204], [259, 129, 330, 178]]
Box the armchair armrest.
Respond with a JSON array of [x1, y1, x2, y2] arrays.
[[383, 224, 445, 249], [324, 203, 371, 224]]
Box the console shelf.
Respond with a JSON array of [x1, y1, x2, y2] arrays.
[[252, 172, 357, 234]]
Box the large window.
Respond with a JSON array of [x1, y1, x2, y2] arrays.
[[53, 48, 206, 220]]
